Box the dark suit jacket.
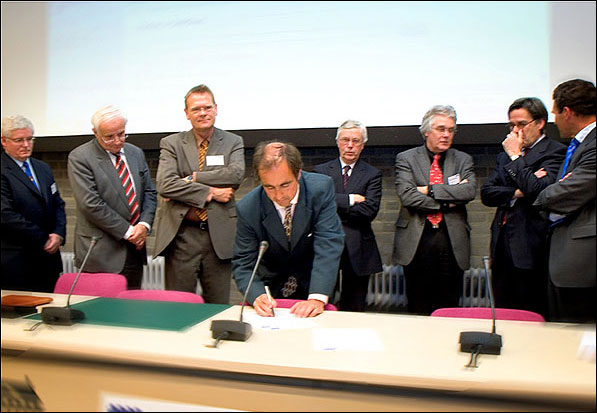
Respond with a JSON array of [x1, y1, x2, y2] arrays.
[[392, 145, 476, 271], [1, 152, 66, 292], [481, 136, 566, 269], [534, 128, 596, 288], [68, 139, 157, 273], [233, 171, 345, 304], [313, 158, 383, 276]]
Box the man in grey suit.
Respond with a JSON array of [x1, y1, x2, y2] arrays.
[[153, 84, 245, 304], [233, 141, 344, 318], [534, 79, 596, 323], [68, 105, 157, 289], [392, 105, 476, 315]]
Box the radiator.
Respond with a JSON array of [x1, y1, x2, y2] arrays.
[[142, 255, 166, 290], [460, 267, 491, 307]]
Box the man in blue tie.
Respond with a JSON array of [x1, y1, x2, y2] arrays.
[[1, 115, 67, 292], [534, 79, 596, 323]]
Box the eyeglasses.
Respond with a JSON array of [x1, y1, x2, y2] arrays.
[[338, 137, 363, 146], [507, 119, 536, 131], [99, 131, 128, 143], [5, 136, 35, 144], [432, 126, 456, 134], [189, 105, 215, 114]]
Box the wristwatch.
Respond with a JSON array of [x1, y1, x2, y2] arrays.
[[184, 175, 193, 183]]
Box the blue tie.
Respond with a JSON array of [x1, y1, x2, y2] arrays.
[[560, 138, 580, 179], [22, 161, 39, 190]]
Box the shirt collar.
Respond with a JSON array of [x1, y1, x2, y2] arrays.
[[574, 121, 596, 144]]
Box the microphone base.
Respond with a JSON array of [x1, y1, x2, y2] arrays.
[[41, 306, 86, 326], [459, 331, 502, 355], [210, 320, 252, 342]]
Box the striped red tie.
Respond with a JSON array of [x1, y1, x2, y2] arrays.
[[115, 154, 140, 225], [427, 154, 443, 226]]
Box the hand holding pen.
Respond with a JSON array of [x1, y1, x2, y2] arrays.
[[265, 286, 276, 317]]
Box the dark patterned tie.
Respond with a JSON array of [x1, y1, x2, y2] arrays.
[[342, 165, 350, 189], [115, 154, 140, 225], [22, 161, 38, 190], [194, 140, 209, 221], [283, 205, 292, 240], [427, 154, 443, 226]]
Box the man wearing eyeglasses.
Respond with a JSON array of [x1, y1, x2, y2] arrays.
[[67, 106, 157, 289], [313, 120, 382, 312], [153, 85, 245, 304], [1, 115, 66, 292], [392, 105, 476, 315], [481, 97, 566, 319]]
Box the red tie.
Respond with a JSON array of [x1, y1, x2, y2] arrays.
[[427, 154, 443, 226], [115, 154, 140, 225]]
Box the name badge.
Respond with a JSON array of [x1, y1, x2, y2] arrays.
[[51, 183, 58, 194], [206, 155, 224, 166], [448, 174, 461, 185]]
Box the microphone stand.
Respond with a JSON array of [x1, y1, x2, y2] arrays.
[[209, 241, 269, 345], [41, 237, 98, 325], [459, 256, 502, 366]]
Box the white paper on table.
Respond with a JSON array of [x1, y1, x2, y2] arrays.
[[312, 328, 384, 351], [243, 308, 319, 330]]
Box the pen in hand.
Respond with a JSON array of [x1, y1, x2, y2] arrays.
[[264, 285, 276, 317]]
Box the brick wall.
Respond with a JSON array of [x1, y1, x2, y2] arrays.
[[38, 143, 501, 269]]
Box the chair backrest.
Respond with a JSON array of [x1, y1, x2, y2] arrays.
[[275, 298, 338, 311], [430, 307, 545, 322], [54, 273, 128, 298], [116, 289, 204, 304]]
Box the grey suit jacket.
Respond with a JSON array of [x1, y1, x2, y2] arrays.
[[392, 145, 476, 271], [534, 128, 596, 288], [153, 128, 245, 260], [233, 172, 345, 304], [68, 139, 157, 272]]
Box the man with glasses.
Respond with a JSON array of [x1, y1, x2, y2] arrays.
[[534, 79, 596, 323], [153, 85, 244, 304], [68, 105, 157, 289], [1, 115, 66, 292], [392, 105, 476, 315], [481, 97, 565, 319], [313, 120, 382, 312]]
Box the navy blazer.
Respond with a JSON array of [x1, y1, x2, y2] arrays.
[[1, 151, 66, 291], [313, 158, 383, 276], [481, 136, 566, 269], [232, 171, 345, 304]]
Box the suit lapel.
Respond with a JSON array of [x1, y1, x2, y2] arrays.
[[415, 146, 432, 183], [345, 160, 366, 192], [290, 176, 311, 249], [182, 130, 200, 171], [3, 154, 43, 199], [92, 140, 129, 207], [570, 128, 595, 171], [327, 160, 344, 193]]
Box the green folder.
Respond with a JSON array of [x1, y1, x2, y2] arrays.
[[27, 297, 231, 331]]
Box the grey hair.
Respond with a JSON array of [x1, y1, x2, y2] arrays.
[[419, 105, 457, 138], [335, 120, 368, 143], [91, 105, 128, 131], [1, 115, 35, 138]]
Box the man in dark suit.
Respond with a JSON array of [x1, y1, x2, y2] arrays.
[[481, 97, 566, 318], [68, 106, 157, 289], [392, 105, 476, 315], [534, 79, 596, 323], [153, 85, 245, 304], [313, 120, 382, 312], [1, 115, 66, 292], [233, 141, 344, 318]]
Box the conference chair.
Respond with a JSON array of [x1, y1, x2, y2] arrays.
[[54, 273, 127, 298], [116, 289, 204, 304], [430, 307, 545, 322]]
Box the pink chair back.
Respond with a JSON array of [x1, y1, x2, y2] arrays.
[[430, 307, 545, 322], [54, 273, 128, 298], [275, 298, 338, 311], [116, 289, 204, 304]]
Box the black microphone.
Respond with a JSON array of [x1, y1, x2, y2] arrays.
[[459, 256, 502, 363], [41, 237, 99, 325], [209, 240, 269, 344]]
